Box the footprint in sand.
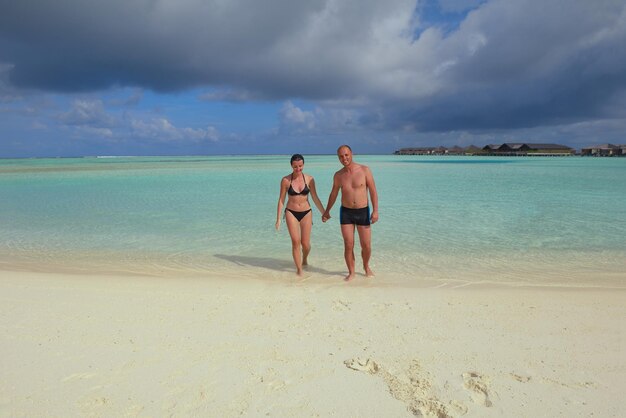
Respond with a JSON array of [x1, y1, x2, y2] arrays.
[[540, 376, 597, 389], [462, 372, 492, 407], [344, 357, 379, 374], [332, 299, 352, 312], [80, 397, 109, 408], [510, 373, 531, 383], [344, 358, 466, 417]]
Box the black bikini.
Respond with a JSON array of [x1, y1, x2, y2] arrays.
[[286, 173, 312, 222], [287, 173, 310, 196], [286, 208, 312, 222]]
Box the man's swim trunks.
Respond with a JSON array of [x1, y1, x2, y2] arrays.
[[340, 206, 370, 226]]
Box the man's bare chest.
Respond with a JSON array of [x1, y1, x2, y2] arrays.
[[340, 172, 366, 190]]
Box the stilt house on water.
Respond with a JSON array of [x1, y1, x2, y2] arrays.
[[581, 144, 626, 157], [482, 143, 574, 156]]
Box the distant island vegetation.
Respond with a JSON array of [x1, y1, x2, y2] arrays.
[[394, 143, 626, 157]]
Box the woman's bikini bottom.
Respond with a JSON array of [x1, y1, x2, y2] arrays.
[[285, 208, 312, 222]]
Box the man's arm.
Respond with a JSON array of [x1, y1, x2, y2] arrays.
[[322, 173, 341, 222], [366, 167, 378, 224]]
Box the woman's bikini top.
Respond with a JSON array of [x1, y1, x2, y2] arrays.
[[287, 173, 310, 196]]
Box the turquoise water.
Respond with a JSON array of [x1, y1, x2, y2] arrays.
[[1, 155, 625, 287]]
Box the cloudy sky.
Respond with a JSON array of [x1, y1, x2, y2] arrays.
[[1, 0, 625, 157]]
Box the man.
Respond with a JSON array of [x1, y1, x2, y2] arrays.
[[322, 145, 378, 281]]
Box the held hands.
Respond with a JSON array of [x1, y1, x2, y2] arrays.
[[322, 210, 331, 223]]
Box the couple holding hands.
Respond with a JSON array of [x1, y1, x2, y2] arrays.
[[275, 145, 378, 281]]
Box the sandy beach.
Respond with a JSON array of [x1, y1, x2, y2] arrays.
[[1, 270, 624, 417]]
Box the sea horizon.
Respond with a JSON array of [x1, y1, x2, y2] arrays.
[[2, 150, 624, 160]]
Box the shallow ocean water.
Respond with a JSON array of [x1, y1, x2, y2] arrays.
[[1, 155, 625, 287]]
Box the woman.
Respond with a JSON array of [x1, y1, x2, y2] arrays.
[[276, 154, 326, 276]]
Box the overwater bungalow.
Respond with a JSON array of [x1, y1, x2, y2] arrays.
[[463, 145, 484, 155], [483, 143, 574, 156], [394, 147, 437, 155], [581, 144, 624, 157], [447, 146, 465, 155], [394, 146, 478, 155], [483, 144, 501, 152], [394, 143, 574, 156]]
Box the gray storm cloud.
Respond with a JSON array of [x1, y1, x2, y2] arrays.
[[0, 0, 405, 96], [1, 0, 625, 132]]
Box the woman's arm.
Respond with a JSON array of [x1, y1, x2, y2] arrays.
[[276, 177, 288, 230], [307, 176, 325, 215]]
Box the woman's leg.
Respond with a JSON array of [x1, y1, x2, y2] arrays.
[[285, 211, 303, 275], [299, 211, 313, 266]]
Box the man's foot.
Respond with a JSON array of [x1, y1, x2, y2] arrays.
[[296, 268, 304, 277], [344, 272, 356, 282], [364, 266, 375, 277]]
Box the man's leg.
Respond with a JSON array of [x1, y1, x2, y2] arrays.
[[357, 225, 374, 276], [341, 224, 356, 281]]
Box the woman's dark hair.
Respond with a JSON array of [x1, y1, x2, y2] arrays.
[[290, 154, 304, 164]]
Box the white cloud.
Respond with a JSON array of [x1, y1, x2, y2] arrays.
[[130, 118, 219, 142], [58, 100, 115, 127], [280, 101, 316, 130], [278, 101, 370, 137], [72, 126, 114, 138]]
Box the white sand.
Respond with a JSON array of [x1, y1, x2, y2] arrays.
[[1, 270, 624, 417]]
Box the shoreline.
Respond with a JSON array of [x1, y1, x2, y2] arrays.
[[2, 259, 626, 291], [1, 269, 624, 417]]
